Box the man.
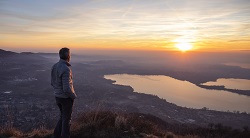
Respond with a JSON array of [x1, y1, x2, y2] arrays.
[[51, 48, 77, 138]]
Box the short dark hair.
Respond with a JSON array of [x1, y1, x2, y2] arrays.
[[59, 47, 70, 60]]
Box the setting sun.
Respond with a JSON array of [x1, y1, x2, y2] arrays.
[[175, 42, 193, 52]]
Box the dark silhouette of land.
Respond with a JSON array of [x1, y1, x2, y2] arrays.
[[1, 111, 250, 138], [0, 49, 250, 132]]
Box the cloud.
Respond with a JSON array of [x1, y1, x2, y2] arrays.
[[0, 0, 250, 50]]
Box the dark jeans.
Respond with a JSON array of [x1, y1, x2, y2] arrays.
[[54, 97, 74, 138]]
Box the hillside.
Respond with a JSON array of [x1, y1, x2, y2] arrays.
[[0, 49, 17, 57], [1, 110, 250, 138]]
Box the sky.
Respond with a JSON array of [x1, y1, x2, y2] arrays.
[[0, 0, 250, 52]]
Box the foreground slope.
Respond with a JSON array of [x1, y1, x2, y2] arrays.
[[1, 111, 250, 138]]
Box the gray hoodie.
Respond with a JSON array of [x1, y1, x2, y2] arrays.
[[51, 59, 77, 99]]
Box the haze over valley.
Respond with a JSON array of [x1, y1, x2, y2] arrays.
[[1, 49, 250, 132]]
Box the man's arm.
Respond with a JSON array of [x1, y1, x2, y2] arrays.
[[51, 65, 55, 87], [62, 68, 77, 99]]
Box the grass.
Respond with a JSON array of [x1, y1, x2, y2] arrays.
[[0, 110, 249, 138], [0, 127, 23, 138]]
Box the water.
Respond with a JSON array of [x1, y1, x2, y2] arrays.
[[202, 79, 250, 90], [105, 74, 250, 113]]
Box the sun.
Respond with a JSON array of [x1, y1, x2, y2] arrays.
[[175, 42, 193, 52]]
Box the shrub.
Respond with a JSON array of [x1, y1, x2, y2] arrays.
[[0, 127, 22, 138]]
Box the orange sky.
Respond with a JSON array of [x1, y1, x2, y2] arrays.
[[1, 0, 250, 52]]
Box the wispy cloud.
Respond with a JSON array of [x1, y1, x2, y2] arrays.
[[0, 0, 250, 50]]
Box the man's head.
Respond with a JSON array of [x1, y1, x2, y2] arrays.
[[59, 47, 70, 62]]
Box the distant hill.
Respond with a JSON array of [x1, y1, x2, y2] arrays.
[[20, 52, 35, 55], [0, 49, 51, 64], [0, 49, 17, 57]]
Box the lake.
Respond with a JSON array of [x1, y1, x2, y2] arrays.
[[104, 74, 250, 113], [202, 78, 250, 90]]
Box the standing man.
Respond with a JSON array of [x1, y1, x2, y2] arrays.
[[51, 48, 77, 138]]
